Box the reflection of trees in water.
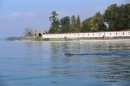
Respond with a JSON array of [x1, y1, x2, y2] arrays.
[[88, 41, 130, 53], [25, 42, 33, 50], [25, 42, 48, 51], [49, 41, 130, 82], [34, 42, 47, 51], [108, 42, 124, 52], [60, 42, 70, 53], [50, 42, 60, 53], [67, 42, 81, 53], [50, 42, 82, 54], [50, 41, 130, 55], [90, 56, 130, 82], [106, 41, 130, 52], [50, 42, 82, 63], [88, 42, 107, 52]]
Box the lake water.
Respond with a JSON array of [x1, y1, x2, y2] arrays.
[[0, 41, 130, 86]]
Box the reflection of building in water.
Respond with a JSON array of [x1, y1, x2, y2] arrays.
[[35, 30, 46, 37]]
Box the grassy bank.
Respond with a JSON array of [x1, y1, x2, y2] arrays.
[[21, 36, 130, 42], [21, 37, 72, 41]]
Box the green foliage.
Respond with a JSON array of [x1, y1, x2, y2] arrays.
[[90, 12, 107, 32], [49, 11, 59, 33], [119, 3, 130, 30], [81, 17, 92, 32], [48, 4, 130, 33], [70, 15, 81, 32], [49, 26, 58, 33], [22, 37, 44, 41], [103, 3, 130, 31], [43, 38, 50, 41], [82, 12, 106, 32], [59, 16, 70, 33], [103, 4, 118, 30], [75, 15, 81, 32], [70, 15, 77, 32]]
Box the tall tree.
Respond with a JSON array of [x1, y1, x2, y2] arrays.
[[90, 12, 106, 32], [82, 12, 106, 32], [104, 4, 130, 31], [81, 17, 92, 32], [70, 15, 80, 32], [49, 11, 59, 33], [125, 3, 130, 29], [118, 3, 130, 30], [103, 4, 119, 31], [59, 16, 70, 33], [75, 15, 81, 32], [70, 15, 76, 32]]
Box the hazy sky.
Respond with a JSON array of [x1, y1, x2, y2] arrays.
[[0, 0, 129, 37]]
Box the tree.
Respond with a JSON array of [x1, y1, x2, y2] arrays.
[[103, 4, 119, 31], [70, 15, 76, 32], [59, 16, 70, 33], [90, 12, 106, 32], [24, 27, 33, 37], [49, 11, 60, 33], [81, 17, 92, 32], [104, 4, 130, 31], [81, 12, 106, 32], [126, 3, 130, 29], [118, 3, 130, 30], [75, 15, 81, 32], [70, 15, 81, 32]]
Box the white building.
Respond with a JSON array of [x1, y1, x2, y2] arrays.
[[42, 31, 130, 39]]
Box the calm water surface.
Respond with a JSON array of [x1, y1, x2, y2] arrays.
[[0, 41, 130, 86]]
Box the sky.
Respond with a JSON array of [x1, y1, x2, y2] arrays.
[[0, 0, 129, 38]]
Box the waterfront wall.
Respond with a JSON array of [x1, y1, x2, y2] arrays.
[[42, 31, 130, 39]]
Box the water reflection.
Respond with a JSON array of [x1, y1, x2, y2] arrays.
[[49, 41, 130, 54], [50, 42, 82, 54], [49, 41, 130, 85], [1, 41, 130, 86]]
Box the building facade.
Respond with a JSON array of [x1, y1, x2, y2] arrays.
[[35, 30, 46, 37], [42, 31, 130, 39]]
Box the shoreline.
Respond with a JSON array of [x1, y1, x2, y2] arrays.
[[18, 38, 130, 42], [79, 39, 130, 42]]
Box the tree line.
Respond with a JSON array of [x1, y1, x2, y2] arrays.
[[49, 3, 130, 33]]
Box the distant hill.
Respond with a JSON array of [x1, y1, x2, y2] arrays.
[[6, 36, 24, 41]]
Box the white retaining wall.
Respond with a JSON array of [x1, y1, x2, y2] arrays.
[[42, 31, 130, 39]]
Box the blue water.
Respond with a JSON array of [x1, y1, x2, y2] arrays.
[[0, 41, 130, 86]]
